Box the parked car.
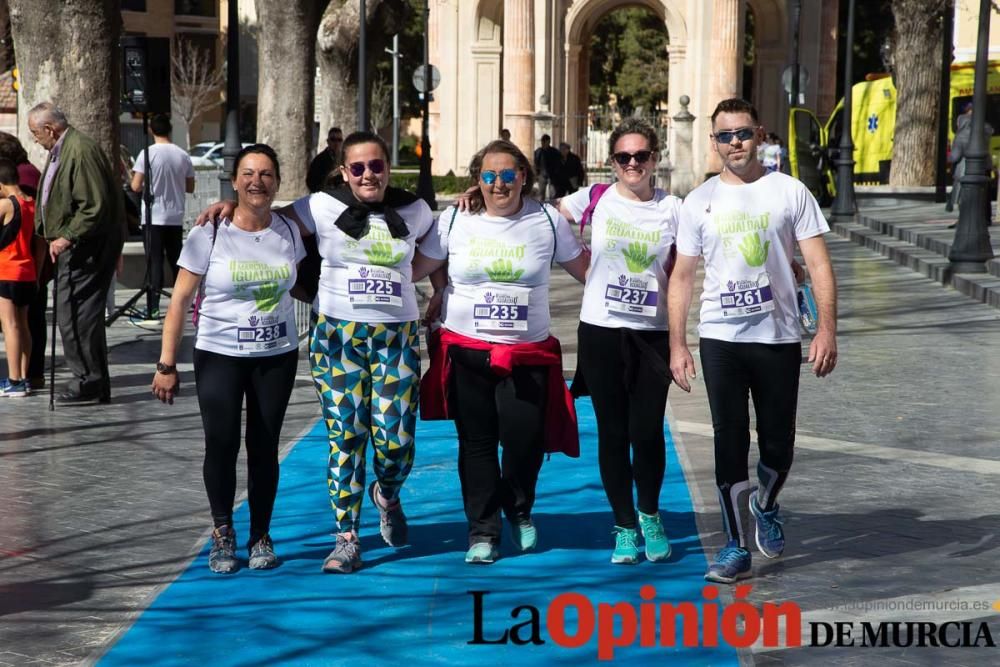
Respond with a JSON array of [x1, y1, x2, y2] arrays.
[[188, 141, 253, 167]]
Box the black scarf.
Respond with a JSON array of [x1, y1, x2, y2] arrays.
[[323, 184, 419, 240]]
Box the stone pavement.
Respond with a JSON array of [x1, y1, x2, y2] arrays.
[[2, 213, 1000, 665]]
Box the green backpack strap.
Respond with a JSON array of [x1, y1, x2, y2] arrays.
[[448, 206, 459, 234]]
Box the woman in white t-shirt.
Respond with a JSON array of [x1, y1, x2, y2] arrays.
[[291, 132, 434, 574], [558, 118, 680, 566], [414, 139, 588, 564], [152, 144, 305, 574], [196, 133, 434, 575]]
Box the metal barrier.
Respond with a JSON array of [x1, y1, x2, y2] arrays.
[[183, 168, 227, 233]]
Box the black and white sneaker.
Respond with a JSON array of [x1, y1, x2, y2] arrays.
[[248, 534, 279, 570], [209, 525, 239, 574]]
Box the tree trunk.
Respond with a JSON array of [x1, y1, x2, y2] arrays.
[[317, 0, 410, 135], [0, 0, 14, 73], [255, 0, 329, 200], [889, 0, 947, 186], [9, 0, 120, 170]]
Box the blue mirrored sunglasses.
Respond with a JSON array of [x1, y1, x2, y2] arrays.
[[713, 127, 757, 144], [480, 169, 518, 185]]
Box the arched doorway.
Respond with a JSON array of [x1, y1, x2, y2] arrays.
[[563, 0, 687, 169], [578, 5, 671, 168]]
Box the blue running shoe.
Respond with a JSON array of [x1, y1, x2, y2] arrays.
[[704, 542, 752, 584], [0, 380, 29, 398], [611, 526, 639, 564], [638, 511, 671, 562], [749, 494, 785, 559]]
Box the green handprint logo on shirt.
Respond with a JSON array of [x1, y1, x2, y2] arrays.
[[252, 281, 286, 313], [738, 232, 770, 267], [484, 258, 524, 282], [621, 241, 657, 272], [364, 241, 405, 267]]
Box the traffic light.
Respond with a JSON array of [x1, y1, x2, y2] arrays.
[[11, 67, 19, 93]]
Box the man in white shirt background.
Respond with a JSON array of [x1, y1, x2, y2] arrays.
[[131, 115, 195, 317]]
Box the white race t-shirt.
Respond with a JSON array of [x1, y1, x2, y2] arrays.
[[292, 193, 434, 323], [420, 200, 583, 344], [563, 184, 681, 330], [133, 143, 195, 226], [178, 214, 306, 357], [676, 172, 829, 343]]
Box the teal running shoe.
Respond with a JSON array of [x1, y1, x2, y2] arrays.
[[509, 519, 538, 552], [465, 542, 499, 564], [638, 511, 671, 562], [611, 526, 639, 564]]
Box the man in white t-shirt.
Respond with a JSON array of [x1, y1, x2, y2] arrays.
[[668, 98, 838, 584], [131, 114, 196, 316]]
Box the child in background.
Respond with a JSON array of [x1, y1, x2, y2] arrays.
[[0, 158, 37, 397]]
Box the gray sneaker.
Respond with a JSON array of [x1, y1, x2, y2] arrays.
[[248, 534, 279, 570], [209, 525, 239, 574], [322, 534, 362, 574], [368, 481, 408, 547]]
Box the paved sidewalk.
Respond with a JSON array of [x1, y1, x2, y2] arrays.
[[2, 222, 1000, 665]]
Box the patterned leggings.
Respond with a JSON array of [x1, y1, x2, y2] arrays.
[[310, 315, 420, 534]]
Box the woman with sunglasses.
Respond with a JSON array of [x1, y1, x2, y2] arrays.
[[414, 139, 588, 564], [557, 117, 681, 565], [197, 131, 434, 574]]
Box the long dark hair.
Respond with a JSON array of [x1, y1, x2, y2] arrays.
[[465, 140, 535, 214]]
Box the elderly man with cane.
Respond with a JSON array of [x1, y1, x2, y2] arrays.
[[29, 102, 125, 404]]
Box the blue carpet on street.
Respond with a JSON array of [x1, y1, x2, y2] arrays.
[[100, 396, 736, 666]]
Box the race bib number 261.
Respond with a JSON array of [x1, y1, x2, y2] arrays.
[[720, 273, 775, 318]]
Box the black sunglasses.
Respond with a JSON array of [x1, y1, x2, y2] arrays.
[[611, 150, 654, 166], [346, 159, 386, 177], [713, 127, 757, 144]]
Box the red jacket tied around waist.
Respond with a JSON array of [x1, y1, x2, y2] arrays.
[[420, 327, 580, 458]]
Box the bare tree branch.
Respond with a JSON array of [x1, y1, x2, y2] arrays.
[[369, 73, 392, 132], [170, 36, 224, 148]]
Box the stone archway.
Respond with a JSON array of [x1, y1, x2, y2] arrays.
[[562, 0, 687, 159]]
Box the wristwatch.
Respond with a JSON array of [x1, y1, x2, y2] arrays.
[[156, 362, 177, 375]]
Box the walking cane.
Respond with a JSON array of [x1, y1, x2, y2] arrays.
[[49, 255, 57, 411]]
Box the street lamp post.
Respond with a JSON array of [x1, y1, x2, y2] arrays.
[[830, 0, 857, 220], [385, 34, 401, 166], [358, 0, 369, 132], [415, 1, 436, 209], [789, 0, 801, 107], [948, 0, 994, 273], [219, 0, 240, 200]]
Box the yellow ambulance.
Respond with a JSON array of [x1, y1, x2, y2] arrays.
[[787, 61, 1000, 202]]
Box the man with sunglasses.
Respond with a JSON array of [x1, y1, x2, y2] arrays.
[[306, 127, 344, 193], [668, 98, 838, 584]]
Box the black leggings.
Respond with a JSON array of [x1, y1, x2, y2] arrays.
[[448, 346, 547, 546], [699, 337, 801, 547], [194, 347, 299, 547], [143, 225, 183, 313], [577, 322, 670, 529]]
